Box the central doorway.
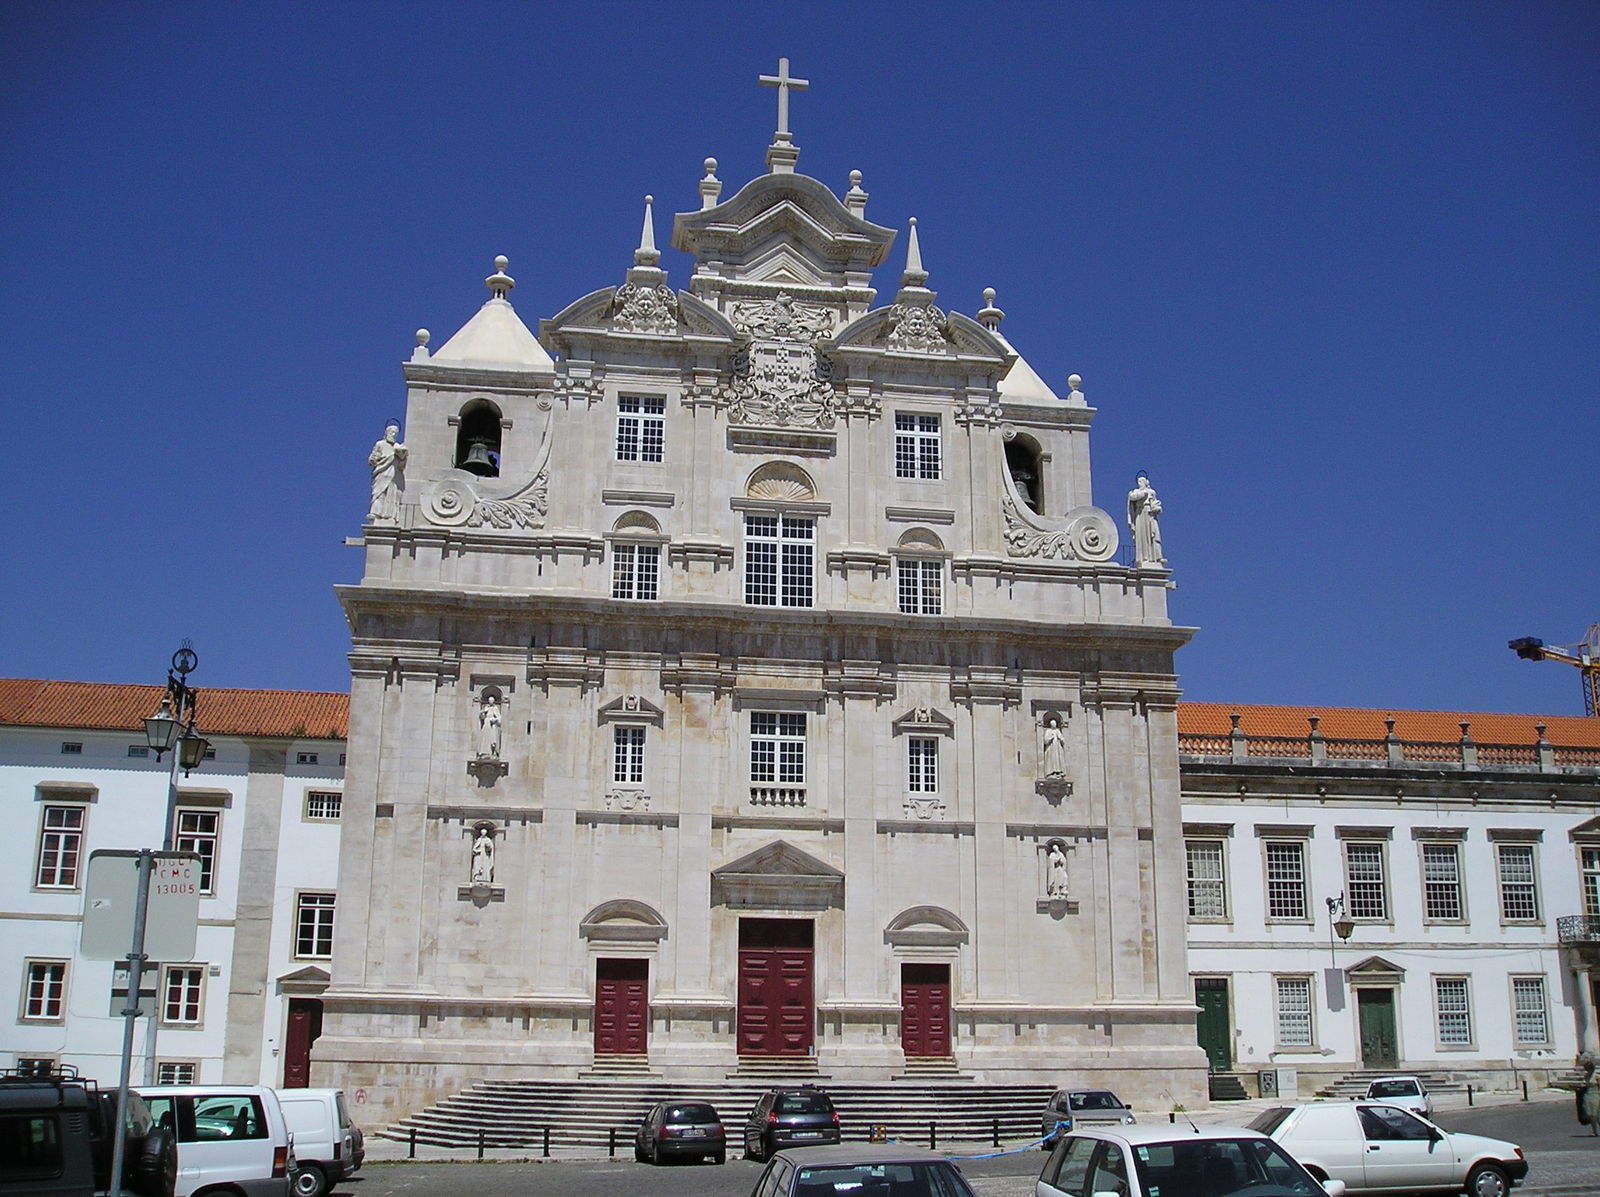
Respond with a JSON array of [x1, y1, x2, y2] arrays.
[[1357, 988, 1398, 1069], [900, 964, 951, 1057], [737, 918, 814, 1056], [594, 958, 649, 1055]]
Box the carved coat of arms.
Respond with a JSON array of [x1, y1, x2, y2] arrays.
[[722, 293, 838, 428]]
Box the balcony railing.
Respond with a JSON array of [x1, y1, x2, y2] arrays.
[[749, 786, 807, 807], [1557, 915, 1600, 947]]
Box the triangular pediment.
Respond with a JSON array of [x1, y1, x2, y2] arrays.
[[1347, 955, 1406, 978], [276, 965, 330, 995], [1570, 815, 1600, 842], [711, 839, 844, 911], [715, 839, 843, 880]]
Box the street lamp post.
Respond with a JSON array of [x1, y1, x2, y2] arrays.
[[1325, 893, 1355, 967]]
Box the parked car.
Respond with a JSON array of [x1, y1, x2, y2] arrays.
[[1248, 1101, 1526, 1197], [275, 1089, 361, 1197], [0, 1067, 176, 1197], [633, 1100, 726, 1165], [1040, 1087, 1136, 1148], [1361, 1076, 1433, 1118], [749, 1143, 979, 1197], [742, 1086, 841, 1162], [136, 1085, 293, 1197], [1037, 1123, 1344, 1197]]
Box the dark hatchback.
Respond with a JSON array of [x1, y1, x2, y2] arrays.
[[743, 1087, 841, 1162], [634, 1101, 726, 1165]]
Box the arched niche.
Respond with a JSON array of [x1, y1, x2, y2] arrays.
[[455, 398, 504, 477], [745, 461, 817, 503], [1004, 433, 1043, 514]]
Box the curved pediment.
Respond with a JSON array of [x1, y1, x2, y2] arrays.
[[672, 173, 896, 272], [833, 306, 1012, 361], [884, 905, 969, 947], [580, 898, 669, 942]]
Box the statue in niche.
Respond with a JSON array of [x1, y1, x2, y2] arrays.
[[1041, 715, 1068, 778], [1046, 842, 1069, 898], [366, 422, 408, 523], [1127, 472, 1165, 566], [476, 694, 503, 761], [470, 826, 495, 884]]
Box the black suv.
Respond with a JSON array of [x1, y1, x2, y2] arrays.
[[0, 1067, 176, 1197], [742, 1086, 840, 1161]]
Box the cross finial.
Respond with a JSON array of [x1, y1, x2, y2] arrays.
[[760, 57, 809, 139]]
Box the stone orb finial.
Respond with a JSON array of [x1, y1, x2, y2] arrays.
[[645, 194, 653, 205], [850, 169, 862, 186], [494, 255, 509, 272], [1067, 373, 1083, 391], [704, 157, 718, 177], [415, 328, 430, 346], [983, 288, 996, 305]]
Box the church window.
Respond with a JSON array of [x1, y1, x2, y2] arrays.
[[160, 965, 204, 1025], [174, 809, 220, 895], [1433, 976, 1472, 1046], [1582, 847, 1600, 917], [894, 413, 941, 479], [295, 893, 336, 958], [1274, 976, 1313, 1047], [22, 960, 67, 1021], [1495, 843, 1539, 922], [750, 712, 806, 803], [613, 726, 645, 784], [907, 737, 938, 793], [1264, 840, 1307, 920], [1185, 840, 1227, 920], [455, 398, 503, 477], [35, 804, 86, 889], [1511, 976, 1549, 1044], [611, 543, 660, 601], [896, 558, 943, 615], [1342, 841, 1388, 920], [744, 514, 813, 607], [617, 395, 665, 462], [1420, 842, 1463, 921]]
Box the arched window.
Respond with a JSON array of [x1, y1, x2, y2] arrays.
[[1005, 436, 1042, 513], [455, 399, 503, 477]]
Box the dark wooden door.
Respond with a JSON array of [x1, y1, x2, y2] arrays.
[[900, 964, 951, 1057], [1194, 978, 1232, 1072], [282, 998, 322, 1088], [737, 919, 814, 1056], [1358, 988, 1398, 1068], [595, 958, 649, 1055]]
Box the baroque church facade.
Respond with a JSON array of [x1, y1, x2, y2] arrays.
[[319, 68, 1203, 1124]]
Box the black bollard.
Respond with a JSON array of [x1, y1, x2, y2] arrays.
[[609, 1127, 616, 1158], [992, 1119, 1000, 1148], [477, 1127, 485, 1159], [929, 1121, 937, 1151], [1467, 1084, 1474, 1107], [1522, 1080, 1528, 1102], [408, 1127, 416, 1159], [543, 1126, 551, 1157]]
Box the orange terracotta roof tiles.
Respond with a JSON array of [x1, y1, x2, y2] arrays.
[[0, 679, 347, 740], [1177, 701, 1600, 748]]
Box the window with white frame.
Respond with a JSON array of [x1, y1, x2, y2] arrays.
[[296, 752, 319, 765], [613, 726, 645, 784], [894, 413, 941, 480], [1433, 976, 1472, 1046], [907, 736, 939, 793], [1344, 840, 1388, 920], [611, 542, 661, 601], [744, 514, 814, 607], [1264, 841, 1308, 920], [156, 1061, 197, 1085], [174, 809, 220, 894], [22, 961, 66, 1021], [616, 395, 665, 462], [1496, 843, 1539, 921], [161, 966, 204, 1025], [1512, 976, 1549, 1044], [1421, 842, 1464, 920], [750, 712, 806, 803], [35, 804, 87, 889], [896, 558, 943, 615], [1583, 846, 1600, 918], [304, 790, 342, 821], [295, 893, 336, 959], [1275, 976, 1313, 1047], [1186, 840, 1228, 920]]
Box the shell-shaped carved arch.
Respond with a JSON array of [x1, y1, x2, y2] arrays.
[[746, 461, 817, 502], [896, 527, 945, 553], [612, 510, 661, 535]]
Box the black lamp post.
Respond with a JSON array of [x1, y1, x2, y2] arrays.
[[1325, 893, 1355, 967], [144, 644, 209, 847]]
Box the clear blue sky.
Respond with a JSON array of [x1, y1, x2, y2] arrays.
[[3, 1, 1595, 716]]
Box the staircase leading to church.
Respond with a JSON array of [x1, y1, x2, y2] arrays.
[[380, 1076, 1057, 1151]]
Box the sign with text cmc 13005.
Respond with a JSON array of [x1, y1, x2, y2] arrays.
[[80, 850, 202, 963]]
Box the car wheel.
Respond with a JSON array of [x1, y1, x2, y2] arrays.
[[291, 1162, 327, 1197], [634, 1139, 646, 1162], [1466, 1163, 1510, 1197], [713, 1150, 726, 1165], [133, 1127, 177, 1197], [651, 1143, 664, 1166]]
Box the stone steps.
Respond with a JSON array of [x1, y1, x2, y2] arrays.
[[1316, 1069, 1465, 1098]]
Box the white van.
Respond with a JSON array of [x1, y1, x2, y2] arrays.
[[274, 1089, 360, 1197], [135, 1085, 292, 1197]]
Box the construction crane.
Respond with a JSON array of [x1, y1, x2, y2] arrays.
[[1509, 623, 1600, 717]]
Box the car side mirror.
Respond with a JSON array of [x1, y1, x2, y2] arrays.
[[1321, 1181, 1346, 1197]]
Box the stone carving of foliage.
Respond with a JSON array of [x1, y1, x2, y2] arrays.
[[1002, 498, 1117, 562], [606, 788, 651, 811], [611, 282, 680, 335], [885, 301, 951, 351], [423, 472, 549, 531]]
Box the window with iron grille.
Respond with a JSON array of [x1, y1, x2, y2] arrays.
[[743, 514, 813, 607], [907, 737, 939, 793], [1497, 843, 1539, 921], [1265, 841, 1307, 920], [611, 542, 660, 600], [894, 413, 941, 479], [161, 966, 204, 1025], [1512, 976, 1549, 1044], [896, 558, 943, 615], [613, 726, 645, 784], [1583, 847, 1600, 918], [23, 961, 67, 1020], [1344, 841, 1388, 920], [295, 893, 336, 959], [751, 713, 806, 785], [1275, 976, 1313, 1047], [304, 790, 342, 821], [35, 804, 86, 889], [1186, 840, 1228, 920], [616, 395, 665, 462], [157, 1061, 197, 1085], [1421, 842, 1463, 920], [1434, 976, 1472, 1046], [175, 809, 220, 894]]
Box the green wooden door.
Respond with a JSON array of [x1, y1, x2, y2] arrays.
[[1195, 978, 1232, 1072], [1358, 988, 1398, 1068]]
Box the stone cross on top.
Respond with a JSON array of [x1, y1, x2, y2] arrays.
[[760, 57, 808, 173]]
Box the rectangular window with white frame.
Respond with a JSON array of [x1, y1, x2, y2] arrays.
[[295, 893, 336, 959], [743, 514, 814, 607], [1186, 840, 1228, 920], [896, 558, 943, 615], [156, 1061, 197, 1085], [611, 542, 661, 601], [1343, 840, 1388, 921], [894, 413, 941, 480], [616, 395, 665, 462], [22, 960, 67, 1021], [35, 803, 87, 889], [304, 790, 342, 821], [750, 712, 806, 805], [1511, 975, 1549, 1045], [161, 965, 204, 1025], [613, 726, 645, 784], [174, 809, 220, 894], [1582, 846, 1600, 918], [1433, 976, 1473, 1047], [907, 736, 939, 793], [1496, 842, 1540, 922], [1264, 840, 1308, 920], [1274, 975, 1314, 1047], [1420, 841, 1464, 921]]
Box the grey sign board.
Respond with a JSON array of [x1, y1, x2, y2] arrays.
[[80, 850, 201, 962]]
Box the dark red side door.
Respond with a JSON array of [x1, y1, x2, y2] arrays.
[[282, 998, 323, 1088], [595, 958, 649, 1054], [900, 963, 951, 1057]]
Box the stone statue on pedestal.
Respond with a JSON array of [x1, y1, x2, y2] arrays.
[[1127, 473, 1165, 567], [476, 694, 503, 761], [1046, 842, 1069, 898], [470, 826, 495, 884], [367, 422, 407, 523]]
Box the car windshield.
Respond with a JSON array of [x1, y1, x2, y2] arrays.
[[793, 1162, 974, 1196], [1131, 1137, 1326, 1197], [1368, 1080, 1419, 1098], [776, 1094, 831, 1114]]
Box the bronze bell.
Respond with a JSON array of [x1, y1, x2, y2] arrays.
[[460, 438, 497, 477]]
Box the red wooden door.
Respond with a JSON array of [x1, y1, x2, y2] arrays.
[[900, 964, 951, 1057], [282, 998, 323, 1088], [594, 959, 649, 1054], [738, 949, 814, 1055]]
